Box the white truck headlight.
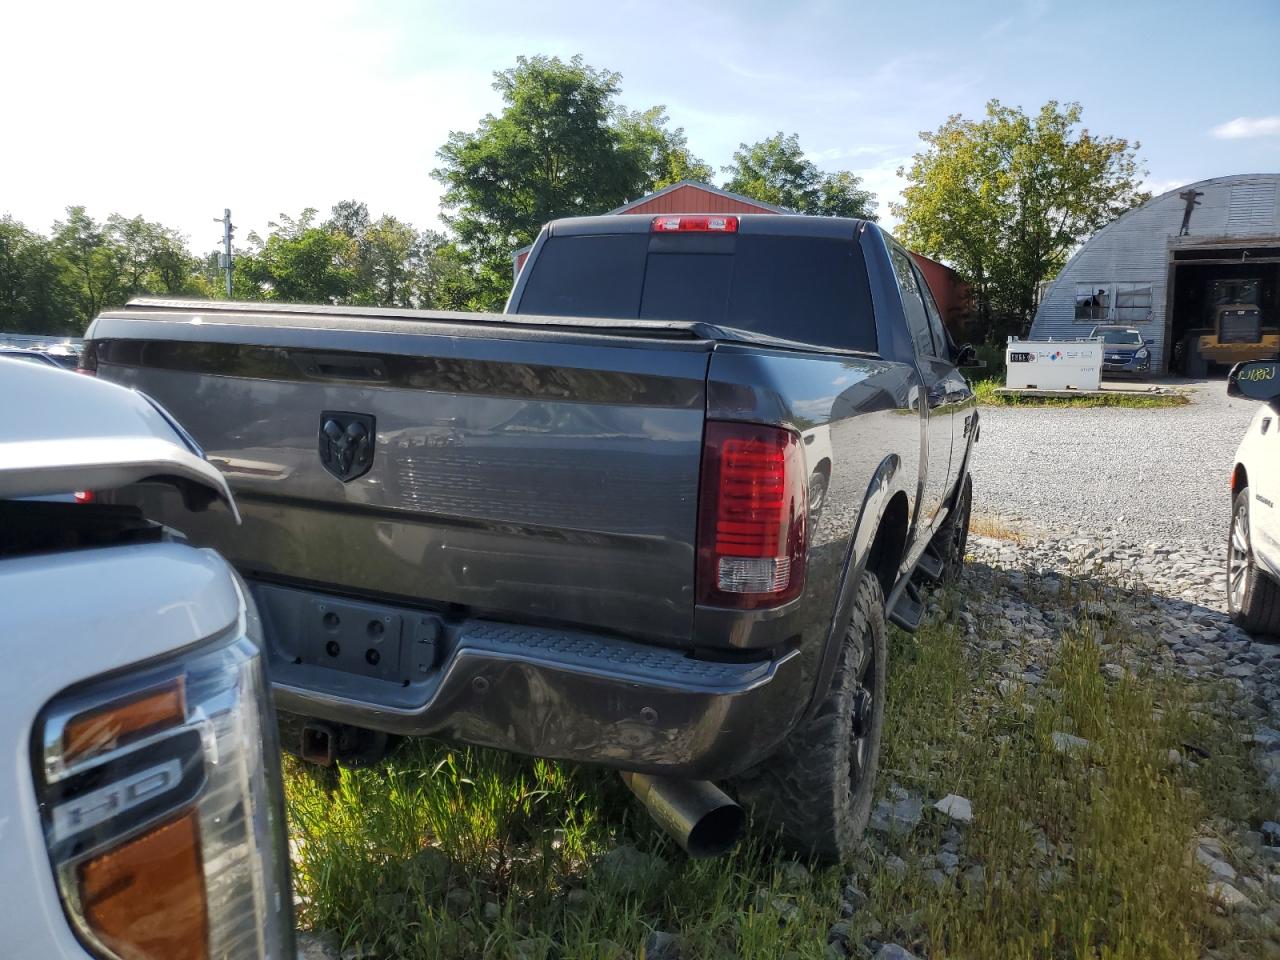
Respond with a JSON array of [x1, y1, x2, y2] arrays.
[[34, 616, 293, 960]]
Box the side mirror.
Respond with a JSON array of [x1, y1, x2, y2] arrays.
[[1144, 338, 1155, 345], [1227, 360, 1280, 401], [955, 343, 983, 368]]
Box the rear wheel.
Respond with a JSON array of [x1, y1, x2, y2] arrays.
[[734, 572, 887, 863], [1229, 488, 1280, 636]]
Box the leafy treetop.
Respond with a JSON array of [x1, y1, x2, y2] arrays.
[[892, 99, 1148, 330]]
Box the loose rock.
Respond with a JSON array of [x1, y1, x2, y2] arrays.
[[873, 945, 921, 960], [1207, 881, 1251, 912], [596, 845, 666, 892], [642, 930, 683, 960], [934, 794, 973, 824], [870, 795, 924, 834], [296, 932, 340, 960], [1051, 731, 1090, 755]]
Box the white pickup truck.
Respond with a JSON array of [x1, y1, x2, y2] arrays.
[[0, 359, 293, 960]]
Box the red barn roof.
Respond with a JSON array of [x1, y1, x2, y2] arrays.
[[605, 180, 789, 216]]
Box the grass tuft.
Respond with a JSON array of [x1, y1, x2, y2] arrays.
[[969, 515, 1027, 542]]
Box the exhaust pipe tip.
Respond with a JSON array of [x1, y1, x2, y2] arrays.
[[621, 772, 745, 859], [684, 800, 747, 859]]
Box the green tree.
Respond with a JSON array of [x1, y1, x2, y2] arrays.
[[722, 133, 878, 219], [615, 106, 713, 189], [433, 55, 656, 309], [321, 201, 449, 308], [107, 214, 204, 298], [52, 206, 128, 324], [893, 100, 1148, 331], [325, 200, 371, 241], [234, 211, 358, 303], [357, 215, 429, 307], [425, 239, 494, 312], [0, 216, 77, 333]]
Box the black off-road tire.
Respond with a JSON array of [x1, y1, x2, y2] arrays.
[[1229, 488, 1280, 636], [938, 473, 972, 585], [735, 572, 887, 863]]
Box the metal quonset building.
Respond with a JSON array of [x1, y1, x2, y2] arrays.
[[1029, 173, 1280, 374]]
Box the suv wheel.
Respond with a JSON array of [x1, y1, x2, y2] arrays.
[[1229, 488, 1280, 636], [734, 571, 887, 863]]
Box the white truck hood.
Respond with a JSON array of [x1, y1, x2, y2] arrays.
[[0, 358, 238, 520]]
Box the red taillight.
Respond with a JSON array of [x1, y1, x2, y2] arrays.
[[697, 421, 807, 609], [74, 490, 95, 504], [652, 215, 739, 234]]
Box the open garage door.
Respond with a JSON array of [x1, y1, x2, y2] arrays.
[[1167, 244, 1280, 375]]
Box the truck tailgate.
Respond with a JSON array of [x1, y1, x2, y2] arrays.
[[90, 307, 712, 644]]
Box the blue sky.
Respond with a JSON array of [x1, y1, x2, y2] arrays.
[[2, 0, 1277, 250]]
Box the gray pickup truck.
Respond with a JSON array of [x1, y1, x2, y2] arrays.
[[84, 213, 977, 861]]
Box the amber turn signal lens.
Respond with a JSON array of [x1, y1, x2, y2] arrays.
[[63, 679, 186, 764], [78, 810, 209, 960]]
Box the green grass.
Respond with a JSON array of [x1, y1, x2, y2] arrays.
[[973, 378, 1190, 408], [970, 342, 1007, 381], [286, 568, 1275, 959]]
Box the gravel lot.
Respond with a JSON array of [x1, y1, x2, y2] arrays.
[[970, 379, 1262, 553]]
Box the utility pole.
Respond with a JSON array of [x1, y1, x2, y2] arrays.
[[214, 208, 234, 297]]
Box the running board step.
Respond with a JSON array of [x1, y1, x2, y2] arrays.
[[889, 580, 924, 632], [915, 544, 944, 583]]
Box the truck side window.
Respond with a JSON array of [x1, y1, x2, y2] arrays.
[[889, 246, 935, 358], [914, 263, 950, 360]]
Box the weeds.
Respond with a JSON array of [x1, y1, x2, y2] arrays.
[[973, 378, 1189, 408], [286, 562, 1273, 959], [968, 515, 1027, 542]]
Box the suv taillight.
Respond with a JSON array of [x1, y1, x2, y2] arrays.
[[34, 597, 293, 960], [697, 421, 807, 609]]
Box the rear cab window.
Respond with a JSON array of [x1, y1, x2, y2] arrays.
[[888, 245, 935, 358], [516, 229, 877, 354]]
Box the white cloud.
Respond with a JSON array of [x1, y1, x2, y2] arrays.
[[1142, 177, 1187, 198], [848, 155, 913, 229], [1211, 116, 1280, 139], [808, 144, 899, 163]]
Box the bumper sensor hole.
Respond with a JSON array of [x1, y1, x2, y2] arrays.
[[367, 620, 385, 639], [365, 648, 381, 666], [322, 612, 341, 631], [325, 640, 341, 657]]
